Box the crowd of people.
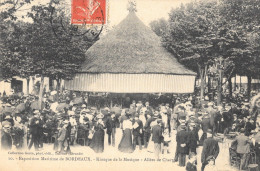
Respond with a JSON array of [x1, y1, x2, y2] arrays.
[[1, 92, 260, 171]]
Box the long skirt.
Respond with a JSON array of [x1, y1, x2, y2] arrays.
[[118, 129, 134, 153], [89, 129, 105, 153]]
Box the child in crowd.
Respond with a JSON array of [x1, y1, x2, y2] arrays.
[[162, 129, 171, 154], [186, 152, 197, 171]]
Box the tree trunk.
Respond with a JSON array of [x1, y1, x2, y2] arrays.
[[240, 76, 242, 92], [56, 79, 61, 101], [234, 76, 236, 91], [27, 78, 30, 95], [217, 70, 223, 106], [228, 77, 232, 98], [38, 75, 44, 110], [247, 75, 252, 99], [198, 64, 207, 101], [208, 76, 211, 101]]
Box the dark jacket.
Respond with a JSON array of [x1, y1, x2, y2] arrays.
[[132, 119, 143, 136], [201, 137, 219, 164], [186, 161, 197, 171], [176, 130, 189, 154], [144, 117, 155, 133], [105, 115, 116, 134], [201, 117, 210, 133], [1, 131, 12, 150], [151, 124, 162, 143], [188, 129, 199, 149], [30, 117, 40, 135], [245, 122, 256, 136]]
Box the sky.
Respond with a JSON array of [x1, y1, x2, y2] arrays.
[[108, 0, 193, 26], [2, 0, 193, 27]]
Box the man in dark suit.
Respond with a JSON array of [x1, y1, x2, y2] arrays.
[[201, 129, 219, 171], [176, 125, 189, 167], [143, 113, 155, 149], [28, 110, 41, 151], [132, 114, 143, 151], [145, 101, 153, 115], [105, 113, 116, 147], [1, 121, 12, 150], [207, 102, 218, 135], [152, 119, 163, 159], [199, 112, 210, 145]]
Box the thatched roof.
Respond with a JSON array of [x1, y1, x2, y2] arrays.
[[81, 11, 196, 75]]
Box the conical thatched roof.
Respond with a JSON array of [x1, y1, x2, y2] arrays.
[[81, 11, 196, 76]]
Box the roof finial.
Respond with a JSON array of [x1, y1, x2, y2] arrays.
[[127, 0, 137, 13]]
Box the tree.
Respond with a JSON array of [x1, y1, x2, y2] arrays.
[[0, 1, 96, 108], [219, 0, 260, 98], [150, 0, 260, 104]]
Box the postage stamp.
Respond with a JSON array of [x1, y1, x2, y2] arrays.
[[71, 0, 107, 25]]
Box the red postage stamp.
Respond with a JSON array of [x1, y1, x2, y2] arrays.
[[71, 0, 107, 25]]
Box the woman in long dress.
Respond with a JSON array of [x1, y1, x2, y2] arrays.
[[118, 115, 134, 153], [90, 114, 105, 153]]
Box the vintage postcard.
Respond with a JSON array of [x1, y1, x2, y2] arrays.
[[0, 0, 260, 171]]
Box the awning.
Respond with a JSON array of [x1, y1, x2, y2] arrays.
[[65, 73, 195, 93]]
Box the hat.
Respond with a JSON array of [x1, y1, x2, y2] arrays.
[[90, 106, 96, 110], [82, 104, 87, 108], [50, 91, 57, 95], [189, 122, 196, 127], [208, 102, 214, 106], [180, 122, 186, 126], [156, 118, 163, 124], [180, 125, 186, 130], [185, 101, 192, 107], [207, 129, 213, 134], [153, 111, 159, 118], [188, 111, 195, 116], [233, 114, 237, 117], [5, 103, 11, 107], [180, 119, 186, 123], [4, 115, 12, 119], [2, 121, 11, 127], [33, 110, 40, 114], [85, 109, 91, 113], [96, 113, 104, 119], [63, 120, 69, 124], [83, 117, 89, 121], [81, 110, 87, 115], [68, 111, 75, 116]]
